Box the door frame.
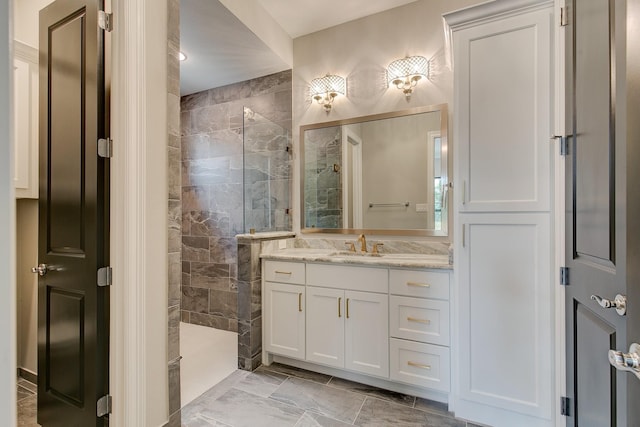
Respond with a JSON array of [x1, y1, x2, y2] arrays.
[[109, 0, 169, 426]]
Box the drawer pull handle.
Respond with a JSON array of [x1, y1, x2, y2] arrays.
[[407, 316, 430, 324], [275, 270, 292, 275], [407, 281, 430, 288], [338, 297, 342, 318], [408, 361, 431, 370], [346, 298, 350, 319], [298, 293, 302, 312]]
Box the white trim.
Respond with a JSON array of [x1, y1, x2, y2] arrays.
[[110, 0, 169, 425], [553, 1, 567, 426], [0, 0, 17, 425]]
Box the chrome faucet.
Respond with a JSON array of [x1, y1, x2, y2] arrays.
[[357, 234, 367, 253]]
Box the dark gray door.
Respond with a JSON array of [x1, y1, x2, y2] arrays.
[[566, 0, 640, 425], [37, 0, 109, 425]]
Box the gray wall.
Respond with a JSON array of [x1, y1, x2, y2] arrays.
[[180, 70, 292, 331]]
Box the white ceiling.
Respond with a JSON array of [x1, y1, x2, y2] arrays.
[[256, 0, 420, 39], [180, 0, 420, 95]]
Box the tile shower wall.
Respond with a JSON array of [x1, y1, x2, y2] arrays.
[[180, 70, 292, 332]]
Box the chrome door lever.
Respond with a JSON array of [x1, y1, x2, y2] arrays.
[[590, 294, 627, 316], [609, 343, 640, 380], [31, 264, 48, 277]]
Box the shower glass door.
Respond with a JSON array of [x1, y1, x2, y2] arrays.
[[242, 107, 292, 232]]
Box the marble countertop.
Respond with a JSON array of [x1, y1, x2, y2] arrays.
[[260, 248, 453, 270]]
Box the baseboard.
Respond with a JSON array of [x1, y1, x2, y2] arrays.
[[17, 367, 37, 384]]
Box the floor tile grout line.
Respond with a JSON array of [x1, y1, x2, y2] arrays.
[[352, 395, 368, 425]]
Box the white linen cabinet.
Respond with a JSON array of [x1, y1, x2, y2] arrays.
[[445, 1, 555, 426]]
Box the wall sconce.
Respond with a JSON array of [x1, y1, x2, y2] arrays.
[[309, 74, 346, 112], [387, 55, 429, 99]]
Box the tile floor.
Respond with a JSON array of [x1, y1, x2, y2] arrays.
[[181, 363, 487, 427], [17, 378, 38, 427]]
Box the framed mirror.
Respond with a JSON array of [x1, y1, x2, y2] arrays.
[[300, 104, 450, 237]]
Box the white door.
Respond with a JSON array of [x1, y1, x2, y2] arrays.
[[264, 282, 305, 359], [306, 286, 344, 368], [344, 290, 389, 378]]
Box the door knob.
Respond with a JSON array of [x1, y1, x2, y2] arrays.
[[590, 294, 627, 316], [31, 264, 48, 276], [609, 343, 640, 380]]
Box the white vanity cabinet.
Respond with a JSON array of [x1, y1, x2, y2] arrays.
[[389, 269, 450, 392], [262, 257, 452, 402], [264, 261, 306, 360]]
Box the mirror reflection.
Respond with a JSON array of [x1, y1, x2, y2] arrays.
[[301, 104, 449, 236]]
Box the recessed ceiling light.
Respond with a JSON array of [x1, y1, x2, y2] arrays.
[[178, 52, 187, 61]]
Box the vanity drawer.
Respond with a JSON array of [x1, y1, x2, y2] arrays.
[[390, 296, 449, 346], [390, 269, 449, 300], [306, 263, 388, 293], [264, 261, 306, 285], [390, 338, 450, 392]]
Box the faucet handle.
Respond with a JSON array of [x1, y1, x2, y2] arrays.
[[345, 242, 356, 253], [372, 243, 384, 254]]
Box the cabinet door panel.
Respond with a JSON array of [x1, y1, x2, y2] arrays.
[[264, 282, 305, 359], [390, 296, 449, 346], [345, 290, 388, 378], [306, 286, 344, 368]]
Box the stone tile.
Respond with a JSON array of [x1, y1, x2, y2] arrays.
[[232, 366, 288, 398], [250, 317, 262, 356], [181, 286, 208, 313], [210, 81, 252, 104], [168, 252, 181, 307], [168, 199, 181, 253], [168, 305, 180, 361], [191, 262, 230, 290], [270, 376, 365, 424], [182, 413, 232, 426], [168, 93, 181, 137], [190, 312, 230, 331], [209, 238, 237, 264], [238, 320, 251, 361], [182, 236, 210, 262], [414, 397, 451, 416], [17, 385, 34, 402], [168, 132, 180, 149], [168, 146, 181, 200], [185, 157, 232, 186], [261, 363, 332, 385], [166, 408, 182, 427], [182, 134, 211, 161], [181, 110, 192, 136], [181, 90, 210, 112], [294, 412, 353, 427], [181, 310, 190, 323], [251, 278, 262, 319], [168, 357, 181, 414], [17, 394, 37, 427], [182, 186, 211, 212], [209, 289, 237, 319], [354, 397, 466, 427], [237, 280, 251, 321], [209, 129, 243, 158], [198, 388, 304, 427], [190, 104, 228, 134], [17, 378, 37, 393], [327, 377, 415, 407]]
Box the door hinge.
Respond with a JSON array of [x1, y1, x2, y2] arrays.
[[560, 267, 569, 286], [560, 396, 571, 416], [97, 267, 112, 287], [97, 394, 112, 417], [560, 6, 569, 26], [98, 138, 113, 158], [98, 11, 113, 32], [551, 135, 570, 156]]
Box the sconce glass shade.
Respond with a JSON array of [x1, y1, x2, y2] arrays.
[[387, 55, 429, 98], [309, 74, 346, 112]]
